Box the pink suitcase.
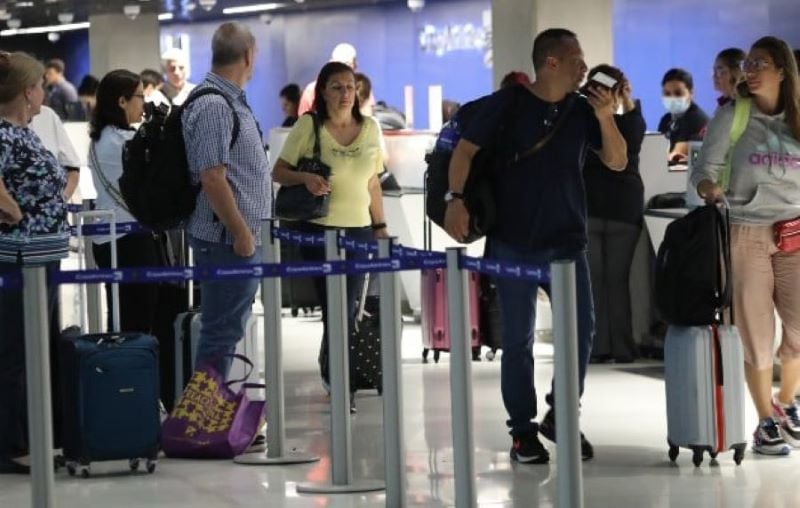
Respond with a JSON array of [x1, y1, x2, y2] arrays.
[[420, 268, 481, 363]]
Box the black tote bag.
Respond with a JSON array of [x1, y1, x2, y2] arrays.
[[274, 114, 331, 221]]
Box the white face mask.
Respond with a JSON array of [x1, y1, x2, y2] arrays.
[[662, 96, 691, 115]]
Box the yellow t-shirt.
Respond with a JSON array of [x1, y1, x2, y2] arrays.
[[278, 114, 383, 227]]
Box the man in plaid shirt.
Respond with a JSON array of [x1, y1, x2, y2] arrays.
[[182, 22, 270, 379]]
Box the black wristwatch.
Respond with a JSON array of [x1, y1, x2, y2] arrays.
[[444, 191, 464, 203]]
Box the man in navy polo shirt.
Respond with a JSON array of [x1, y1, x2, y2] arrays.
[[444, 28, 627, 464]]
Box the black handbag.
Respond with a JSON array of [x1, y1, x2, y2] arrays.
[[274, 114, 331, 221]]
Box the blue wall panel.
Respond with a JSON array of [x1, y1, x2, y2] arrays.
[[614, 0, 800, 130], [162, 0, 492, 131]]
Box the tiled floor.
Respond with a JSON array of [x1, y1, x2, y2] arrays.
[[2, 313, 797, 507]]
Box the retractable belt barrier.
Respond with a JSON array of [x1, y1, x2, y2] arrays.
[[13, 217, 586, 508]]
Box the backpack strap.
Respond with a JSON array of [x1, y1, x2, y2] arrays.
[[509, 93, 576, 166], [90, 142, 130, 214], [181, 87, 241, 149], [717, 98, 751, 192]]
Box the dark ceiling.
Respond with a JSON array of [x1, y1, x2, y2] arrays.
[[0, 0, 415, 30]]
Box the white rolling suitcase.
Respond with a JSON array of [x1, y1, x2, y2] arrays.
[[664, 324, 747, 466]]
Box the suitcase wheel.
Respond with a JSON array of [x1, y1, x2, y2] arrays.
[[129, 458, 140, 472], [291, 307, 299, 318], [80, 465, 91, 479], [67, 463, 76, 477], [734, 446, 745, 465], [422, 348, 429, 363], [146, 459, 157, 474], [434, 350, 441, 363], [691, 447, 704, 467], [472, 347, 481, 362], [668, 444, 679, 463], [709, 451, 718, 460]]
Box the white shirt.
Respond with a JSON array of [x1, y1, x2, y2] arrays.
[[172, 82, 196, 106], [89, 126, 137, 243], [29, 105, 82, 168]]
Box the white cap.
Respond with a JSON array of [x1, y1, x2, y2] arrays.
[[330, 43, 357, 66], [161, 47, 188, 65]]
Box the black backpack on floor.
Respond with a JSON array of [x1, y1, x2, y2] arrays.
[[120, 88, 240, 232], [655, 204, 732, 326]]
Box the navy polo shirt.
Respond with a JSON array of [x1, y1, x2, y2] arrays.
[[462, 86, 601, 253]]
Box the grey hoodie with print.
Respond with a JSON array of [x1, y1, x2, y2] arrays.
[[691, 101, 800, 224]]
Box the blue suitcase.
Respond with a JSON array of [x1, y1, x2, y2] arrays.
[[59, 332, 161, 477]]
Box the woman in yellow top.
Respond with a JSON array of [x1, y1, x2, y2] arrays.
[[273, 61, 388, 403]]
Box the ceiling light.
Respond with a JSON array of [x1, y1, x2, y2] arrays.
[[57, 12, 73, 24], [185, 2, 197, 11], [123, 4, 141, 19], [158, 12, 173, 21], [0, 12, 9, 21], [407, 0, 424, 12], [47, 32, 59, 42], [1, 21, 89, 36], [198, 0, 216, 11], [15, 2, 34, 7], [222, 3, 282, 15], [7, 18, 21, 29]]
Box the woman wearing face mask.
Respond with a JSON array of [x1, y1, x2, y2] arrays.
[[713, 48, 746, 107], [273, 62, 388, 411], [657, 68, 709, 162], [581, 65, 646, 363], [0, 52, 70, 474], [693, 36, 800, 456]]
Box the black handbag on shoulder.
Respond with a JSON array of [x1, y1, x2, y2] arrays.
[[274, 113, 331, 221]]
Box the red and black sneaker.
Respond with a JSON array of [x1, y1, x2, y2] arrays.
[[510, 431, 550, 464]]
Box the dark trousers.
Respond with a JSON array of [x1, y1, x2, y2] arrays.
[[290, 222, 372, 387], [489, 239, 594, 435], [0, 261, 60, 459], [92, 233, 164, 334], [93, 233, 183, 408], [587, 218, 641, 360]]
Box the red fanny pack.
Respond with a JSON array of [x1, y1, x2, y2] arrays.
[[774, 217, 800, 253]]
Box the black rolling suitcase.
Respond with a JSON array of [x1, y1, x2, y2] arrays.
[[280, 239, 320, 316]]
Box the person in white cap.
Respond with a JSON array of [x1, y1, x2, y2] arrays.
[[160, 48, 196, 106], [297, 43, 357, 115]]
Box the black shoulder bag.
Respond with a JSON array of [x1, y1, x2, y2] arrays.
[[460, 93, 575, 243], [274, 113, 332, 221]]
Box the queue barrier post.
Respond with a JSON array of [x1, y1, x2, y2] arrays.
[[235, 220, 319, 466], [296, 230, 384, 494], [23, 265, 57, 508], [445, 247, 477, 508], [378, 237, 407, 507], [551, 260, 584, 508]]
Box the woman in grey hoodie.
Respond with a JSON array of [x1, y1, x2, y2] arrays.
[[694, 36, 800, 457]]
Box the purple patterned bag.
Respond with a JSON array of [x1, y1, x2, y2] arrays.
[[162, 355, 265, 459]]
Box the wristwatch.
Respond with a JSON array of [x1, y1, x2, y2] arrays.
[[444, 191, 464, 203]]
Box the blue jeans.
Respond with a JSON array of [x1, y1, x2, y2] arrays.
[[189, 237, 262, 380], [489, 239, 594, 435]]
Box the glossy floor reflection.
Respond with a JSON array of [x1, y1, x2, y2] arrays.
[[1, 313, 798, 507]]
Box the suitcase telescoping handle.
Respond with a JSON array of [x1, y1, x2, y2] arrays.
[[716, 198, 734, 324], [76, 209, 120, 334]]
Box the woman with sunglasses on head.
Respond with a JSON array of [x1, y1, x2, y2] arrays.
[[694, 36, 800, 456], [581, 65, 646, 364], [713, 48, 746, 108], [0, 52, 70, 474], [273, 62, 388, 411]]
